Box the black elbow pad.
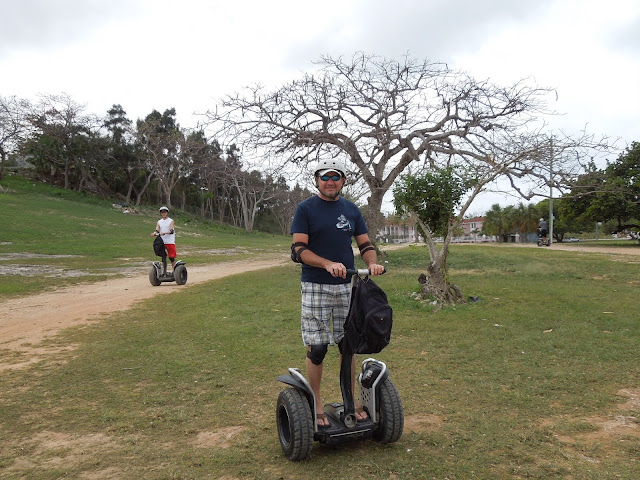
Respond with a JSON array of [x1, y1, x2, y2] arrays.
[[358, 241, 375, 256], [291, 242, 309, 263]]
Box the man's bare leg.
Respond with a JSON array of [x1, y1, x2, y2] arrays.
[[306, 357, 329, 426]]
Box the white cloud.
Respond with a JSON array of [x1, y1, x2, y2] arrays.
[[1, 0, 638, 214]]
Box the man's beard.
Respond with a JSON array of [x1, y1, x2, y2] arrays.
[[322, 190, 340, 199]]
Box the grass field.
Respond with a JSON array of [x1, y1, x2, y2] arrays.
[[0, 176, 289, 300], [1, 177, 640, 479]]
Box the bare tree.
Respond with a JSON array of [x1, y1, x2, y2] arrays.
[[24, 93, 99, 190], [135, 109, 186, 208], [204, 52, 585, 235], [222, 146, 279, 232], [0, 95, 32, 181], [267, 180, 312, 235], [205, 52, 613, 306]]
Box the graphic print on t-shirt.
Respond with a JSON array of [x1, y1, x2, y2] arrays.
[[336, 214, 353, 232]]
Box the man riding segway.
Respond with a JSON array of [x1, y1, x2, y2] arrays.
[[537, 217, 550, 247], [275, 159, 403, 460]]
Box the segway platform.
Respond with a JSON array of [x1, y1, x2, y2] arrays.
[[316, 402, 375, 445]]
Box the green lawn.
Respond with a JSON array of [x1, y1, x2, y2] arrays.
[[1, 176, 639, 478], [1, 242, 639, 479]]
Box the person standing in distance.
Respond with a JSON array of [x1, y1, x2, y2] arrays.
[[151, 206, 177, 272], [290, 159, 385, 428]]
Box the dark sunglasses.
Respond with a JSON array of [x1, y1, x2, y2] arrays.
[[320, 174, 342, 181]]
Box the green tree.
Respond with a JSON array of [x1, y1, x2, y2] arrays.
[[136, 108, 184, 208], [482, 204, 510, 241], [538, 198, 590, 242], [509, 203, 539, 240], [393, 167, 471, 305], [103, 104, 147, 204], [561, 142, 640, 234]]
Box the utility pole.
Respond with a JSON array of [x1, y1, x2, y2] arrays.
[[548, 138, 554, 245]]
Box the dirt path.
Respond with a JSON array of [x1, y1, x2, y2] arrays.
[[0, 255, 289, 369]]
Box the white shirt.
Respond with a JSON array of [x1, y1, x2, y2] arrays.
[[157, 217, 175, 244]]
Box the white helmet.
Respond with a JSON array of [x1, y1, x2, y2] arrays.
[[314, 159, 347, 178], [159, 206, 169, 212], [539, 218, 544, 222]]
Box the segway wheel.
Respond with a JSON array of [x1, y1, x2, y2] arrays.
[[276, 388, 313, 461], [372, 378, 404, 444], [174, 264, 187, 285], [149, 266, 161, 286]]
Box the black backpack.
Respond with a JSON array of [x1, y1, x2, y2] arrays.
[[153, 235, 167, 257], [343, 275, 393, 354]]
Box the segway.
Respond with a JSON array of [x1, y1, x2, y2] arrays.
[[148, 259, 187, 286], [275, 269, 403, 461], [149, 233, 187, 286], [537, 236, 551, 247]]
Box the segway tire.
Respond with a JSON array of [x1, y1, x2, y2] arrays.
[[276, 388, 313, 461], [372, 378, 404, 444], [174, 264, 187, 285], [149, 266, 161, 286]]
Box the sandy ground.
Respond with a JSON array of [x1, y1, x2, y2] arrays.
[[0, 242, 637, 370], [0, 255, 289, 369]]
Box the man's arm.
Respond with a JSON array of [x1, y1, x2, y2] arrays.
[[292, 233, 348, 279], [355, 233, 385, 276]]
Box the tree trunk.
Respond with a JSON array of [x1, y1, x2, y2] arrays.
[[134, 171, 154, 208], [366, 188, 385, 242], [418, 263, 465, 308], [0, 149, 6, 181], [125, 182, 133, 205], [414, 219, 465, 308]]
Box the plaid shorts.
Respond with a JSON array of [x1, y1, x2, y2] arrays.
[[300, 282, 350, 346]]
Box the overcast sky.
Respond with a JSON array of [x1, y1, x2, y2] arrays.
[[2, 0, 639, 213]]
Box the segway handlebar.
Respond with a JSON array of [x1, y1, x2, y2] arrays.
[[346, 267, 386, 275]]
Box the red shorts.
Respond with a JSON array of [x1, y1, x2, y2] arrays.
[[164, 244, 177, 258]]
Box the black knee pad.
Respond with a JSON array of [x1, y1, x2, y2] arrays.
[[306, 344, 328, 365]]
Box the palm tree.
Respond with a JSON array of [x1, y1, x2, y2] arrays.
[[483, 204, 510, 242]]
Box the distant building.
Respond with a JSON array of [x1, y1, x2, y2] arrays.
[[377, 215, 493, 244], [461, 216, 484, 236], [377, 217, 419, 243]]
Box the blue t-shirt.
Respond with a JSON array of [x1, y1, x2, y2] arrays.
[[291, 195, 368, 285]]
